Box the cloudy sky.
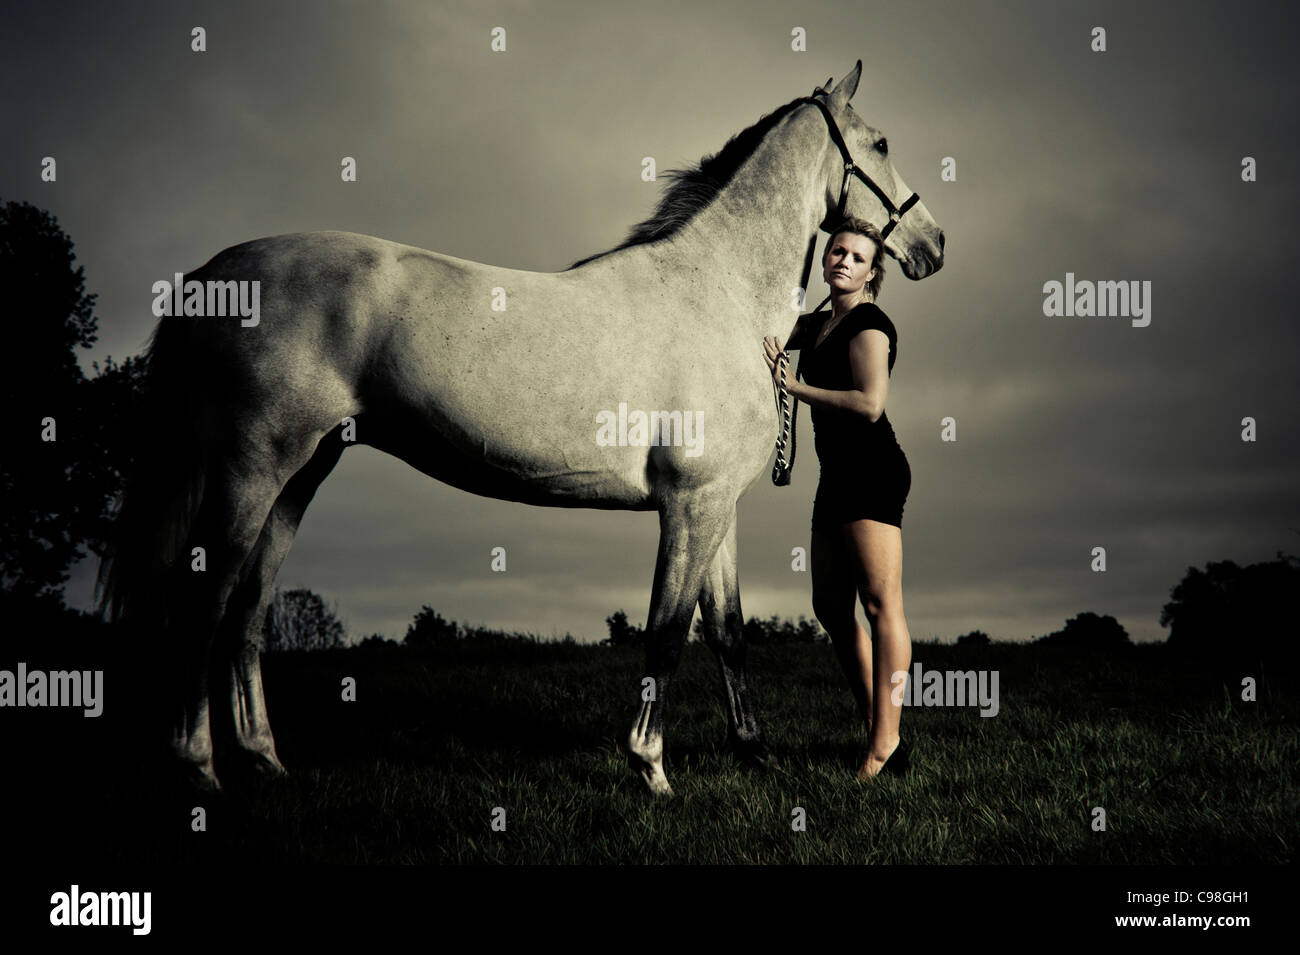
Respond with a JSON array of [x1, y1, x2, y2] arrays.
[[4, 0, 1297, 644]]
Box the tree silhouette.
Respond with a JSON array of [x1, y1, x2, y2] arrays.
[[1161, 553, 1298, 674], [957, 629, 992, 646], [78, 354, 149, 558], [601, 609, 644, 647], [1035, 612, 1130, 651], [261, 587, 347, 652], [404, 605, 460, 648], [0, 200, 147, 603], [732, 613, 825, 644], [1, 200, 102, 599]]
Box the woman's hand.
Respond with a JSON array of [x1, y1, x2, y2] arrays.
[[763, 336, 796, 393]]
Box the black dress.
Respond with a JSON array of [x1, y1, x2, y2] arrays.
[[786, 302, 912, 531]]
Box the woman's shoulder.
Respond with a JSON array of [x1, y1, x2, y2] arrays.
[[848, 301, 897, 342]]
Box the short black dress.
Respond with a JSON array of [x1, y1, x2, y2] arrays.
[[786, 302, 911, 531]]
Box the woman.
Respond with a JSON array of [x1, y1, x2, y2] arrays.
[[762, 217, 914, 780]]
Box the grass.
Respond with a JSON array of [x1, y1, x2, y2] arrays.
[[14, 636, 1294, 865]]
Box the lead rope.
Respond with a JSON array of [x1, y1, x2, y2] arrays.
[[772, 290, 831, 486], [771, 349, 797, 486]]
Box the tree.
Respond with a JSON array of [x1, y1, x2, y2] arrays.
[[78, 355, 150, 559], [0, 199, 102, 600], [1034, 612, 1130, 651], [734, 613, 825, 644], [601, 609, 644, 647], [1161, 553, 1298, 672], [261, 587, 347, 652], [404, 605, 460, 648], [957, 629, 991, 646]]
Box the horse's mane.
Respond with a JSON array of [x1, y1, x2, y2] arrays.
[[564, 95, 809, 270]]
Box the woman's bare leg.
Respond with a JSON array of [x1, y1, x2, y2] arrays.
[[811, 527, 873, 733], [843, 519, 911, 778], [833, 618, 874, 734]]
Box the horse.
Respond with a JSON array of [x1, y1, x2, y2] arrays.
[[97, 60, 944, 798]]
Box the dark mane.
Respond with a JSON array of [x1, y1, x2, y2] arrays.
[[564, 95, 810, 270]]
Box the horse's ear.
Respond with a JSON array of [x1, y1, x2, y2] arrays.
[[829, 60, 862, 108]]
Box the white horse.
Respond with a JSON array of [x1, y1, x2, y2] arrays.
[[98, 60, 944, 797]]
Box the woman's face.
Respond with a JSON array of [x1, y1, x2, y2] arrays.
[[823, 232, 877, 297]]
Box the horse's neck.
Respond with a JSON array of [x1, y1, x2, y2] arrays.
[[651, 106, 831, 340]]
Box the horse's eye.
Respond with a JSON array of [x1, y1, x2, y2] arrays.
[[875, 138, 888, 154]]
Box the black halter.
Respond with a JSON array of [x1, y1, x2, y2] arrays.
[[772, 82, 921, 486], [803, 89, 921, 242], [804, 79, 921, 258]]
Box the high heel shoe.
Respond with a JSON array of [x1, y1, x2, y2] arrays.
[[855, 737, 912, 780], [879, 737, 911, 777]]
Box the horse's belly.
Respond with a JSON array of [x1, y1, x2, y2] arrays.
[[358, 411, 655, 509]]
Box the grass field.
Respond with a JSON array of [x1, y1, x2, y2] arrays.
[[14, 633, 1296, 865]]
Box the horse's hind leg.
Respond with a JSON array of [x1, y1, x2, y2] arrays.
[[165, 429, 328, 791], [628, 484, 735, 797], [214, 427, 346, 779], [697, 507, 778, 770]]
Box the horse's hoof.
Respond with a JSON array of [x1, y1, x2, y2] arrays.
[[729, 736, 781, 771], [629, 756, 675, 797], [231, 749, 289, 781], [258, 758, 289, 779], [177, 762, 223, 794], [749, 748, 782, 771], [643, 774, 675, 798]]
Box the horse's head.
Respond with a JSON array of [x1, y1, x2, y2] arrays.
[[816, 60, 945, 280]]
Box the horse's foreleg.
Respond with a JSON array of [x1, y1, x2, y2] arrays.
[[628, 486, 735, 797], [697, 507, 778, 770]]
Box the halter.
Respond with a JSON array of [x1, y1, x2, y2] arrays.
[[771, 81, 921, 486], [806, 87, 921, 242]]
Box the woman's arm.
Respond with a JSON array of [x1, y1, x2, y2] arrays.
[[790, 328, 890, 423], [762, 317, 808, 383]]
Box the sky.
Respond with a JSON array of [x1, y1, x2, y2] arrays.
[[3, 0, 1297, 645]]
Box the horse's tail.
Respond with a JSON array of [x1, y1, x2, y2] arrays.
[[96, 316, 207, 630]]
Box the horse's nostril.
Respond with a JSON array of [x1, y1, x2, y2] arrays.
[[938, 231, 945, 251]]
